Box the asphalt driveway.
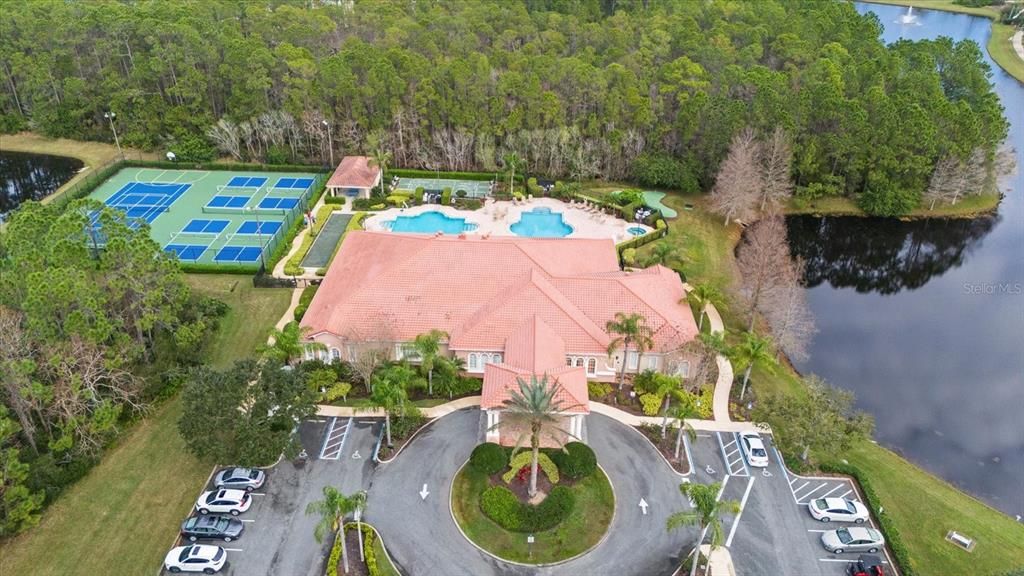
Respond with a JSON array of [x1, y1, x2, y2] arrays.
[[366, 409, 694, 576]]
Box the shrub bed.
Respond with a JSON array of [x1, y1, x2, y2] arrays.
[[480, 485, 575, 532], [470, 443, 507, 474], [551, 442, 597, 479], [293, 284, 319, 321], [502, 452, 559, 484]]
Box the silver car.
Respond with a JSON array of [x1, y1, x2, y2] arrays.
[[821, 526, 885, 554], [214, 467, 265, 492]]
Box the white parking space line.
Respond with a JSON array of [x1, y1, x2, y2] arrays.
[[249, 493, 266, 497], [795, 482, 829, 502], [224, 548, 244, 552], [319, 416, 353, 460], [818, 484, 845, 499], [240, 519, 255, 523], [836, 489, 853, 500], [807, 529, 829, 533], [792, 481, 810, 495], [724, 476, 755, 547]]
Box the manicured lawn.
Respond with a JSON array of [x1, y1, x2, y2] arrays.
[[451, 464, 614, 563], [186, 273, 294, 368], [844, 441, 1024, 575], [372, 533, 402, 576], [0, 274, 292, 575], [860, 0, 999, 18], [786, 193, 1001, 219], [0, 398, 212, 576], [989, 22, 1024, 84]]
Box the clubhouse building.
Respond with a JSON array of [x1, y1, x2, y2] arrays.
[[300, 231, 699, 443], [325, 156, 381, 199]]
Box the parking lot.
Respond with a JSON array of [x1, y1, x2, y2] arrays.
[[685, 431, 898, 576], [159, 417, 380, 576]]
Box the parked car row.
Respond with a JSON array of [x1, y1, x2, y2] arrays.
[[163, 468, 266, 574]]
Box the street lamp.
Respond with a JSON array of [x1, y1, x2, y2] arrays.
[[322, 119, 334, 167], [246, 206, 267, 271], [103, 111, 124, 160]]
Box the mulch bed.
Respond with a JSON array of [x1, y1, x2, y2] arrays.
[[635, 424, 690, 474], [335, 529, 369, 576], [377, 418, 431, 460]]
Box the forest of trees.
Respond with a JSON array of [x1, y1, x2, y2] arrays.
[[0, 0, 1009, 215]]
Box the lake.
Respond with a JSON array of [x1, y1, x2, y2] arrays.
[[0, 149, 83, 219], [788, 3, 1024, 518]]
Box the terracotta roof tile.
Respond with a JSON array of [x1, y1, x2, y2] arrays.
[[327, 156, 380, 189]]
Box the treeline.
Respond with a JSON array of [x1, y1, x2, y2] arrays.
[[0, 200, 225, 536], [0, 0, 1009, 214]]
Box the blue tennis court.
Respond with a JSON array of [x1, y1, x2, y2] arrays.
[[258, 197, 300, 210], [181, 219, 230, 234], [236, 220, 282, 235], [164, 244, 208, 261], [226, 176, 268, 189], [104, 181, 190, 224], [273, 177, 315, 190], [214, 246, 263, 263], [207, 195, 250, 208]]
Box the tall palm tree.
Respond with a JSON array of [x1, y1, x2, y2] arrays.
[[646, 243, 679, 268], [730, 331, 777, 400], [369, 371, 408, 447], [671, 400, 699, 462], [650, 373, 685, 438], [262, 321, 323, 365], [698, 331, 727, 355], [369, 146, 392, 197], [605, 312, 654, 391], [687, 283, 723, 332], [490, 375, 577, 497], [413, 329, 447, 396], [667, 482, 740, 576], [502, 151, 520, 197], [305, 487, 367, 575], [434, 355, 466, 399]]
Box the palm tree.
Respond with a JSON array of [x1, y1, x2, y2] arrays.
[[262, 321, 323, 365], [413, 329, 447, 396], [605, 312, 654, 391], [369, 146, 392, 197], [646, 242, 679, 268], [698, 331, 727, 355], [667, 482, 740, 576], [730, 331, 777, 400], [490, 375, 577, 497], [671, 400, 699, 462], [369, 371, 408, 447], [650, 373, 684, 438], [434, 355, 466, 399], [687, 283, 723, 332], [305, 487, 367, 575], [502, 151, 520, 197]]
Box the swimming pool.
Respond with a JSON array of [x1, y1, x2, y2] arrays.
[[510, 207, 573, 238], [384, 211, 477, 234]]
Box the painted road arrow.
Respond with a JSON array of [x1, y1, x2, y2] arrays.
[[419, 484, 430, 500], [639, 497, 649, 515]]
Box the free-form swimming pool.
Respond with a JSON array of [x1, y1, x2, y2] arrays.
[[510, 207, 573, 238], [384, 211, 477, 234]]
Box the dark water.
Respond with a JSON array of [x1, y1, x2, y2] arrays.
[[0, 149, 83, 218], [788, 3, 1024, 518]]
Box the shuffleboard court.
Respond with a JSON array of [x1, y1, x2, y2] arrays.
[[394, 177, 493, 198], [86, 167, 324, 268], [301, 212, 352, 269]]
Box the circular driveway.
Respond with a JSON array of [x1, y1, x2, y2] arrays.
[[366, 409, 695, 576]]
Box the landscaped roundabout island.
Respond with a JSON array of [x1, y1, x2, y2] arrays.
[[451, 442, 614, 565]]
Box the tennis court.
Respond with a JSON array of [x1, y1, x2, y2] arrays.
[[394, 177, 493, 198], [86, 167, 323, 268]]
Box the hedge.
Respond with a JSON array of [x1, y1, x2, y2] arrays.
[[551, 442, 597, 479], [441, 187, 452, 205], [391, 167, 513, 182], [324, 195, 346, 205], [326, 523, 389, 576], [479, 485, 575, 532], [179, 262, 260, 275], [818, 461, 915, 576], [503, 452, 559, 485], [616, 226, 668, 254], [470, 443, 507, 475], [293, 284, 320, 321]]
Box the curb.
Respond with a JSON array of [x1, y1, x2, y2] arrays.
[[341, 521, 405, 576], [622, 420, 692, 478], [374, 407, 477, 464], [446, 459, 617, 568]]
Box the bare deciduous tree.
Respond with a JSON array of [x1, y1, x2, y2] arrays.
[[737, 216, 791, 331], [762, 258, 816, 364], [710, 127, 762, 225], [0, 306, 42, 451], [345, 316, 397, 395], [206, 118, 241, 160], [759, 126, 794, 212]]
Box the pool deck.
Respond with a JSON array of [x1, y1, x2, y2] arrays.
[[362, 197, 651, 241]]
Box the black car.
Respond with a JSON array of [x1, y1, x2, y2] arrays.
[[181, 515, 244, 542], [214, 467, 266, 492]]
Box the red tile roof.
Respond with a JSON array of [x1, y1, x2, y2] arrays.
[[302, 231, 698, 355], [326, 156, 380, 189]]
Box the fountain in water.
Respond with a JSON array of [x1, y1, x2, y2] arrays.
[[899, 6, 919, 25]]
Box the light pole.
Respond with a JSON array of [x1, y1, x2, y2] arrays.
[[247, 206, 267, 271], [104, 111, 124, 160], [322, 119, 334, 167]]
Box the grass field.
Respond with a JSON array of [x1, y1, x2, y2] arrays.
[[0, 274, 292, 576], [451, 463, 614, 563], [786, 193, 1002, 219], [630, 189, 1024, 574]]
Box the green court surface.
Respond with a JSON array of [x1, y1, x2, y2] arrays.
[[394, 177, 493, 198], [301, 212, 351, 268], [86, 167, 322, 267], [643, 190, 677, 218]]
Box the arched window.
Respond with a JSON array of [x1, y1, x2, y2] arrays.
[[493, 353, 502, 364], [566, 356, 573, 366], [587, 358, 597, 375], [676, 361, 690, 378], [575, 357, 584, 368], [330, 348, 341, 363]]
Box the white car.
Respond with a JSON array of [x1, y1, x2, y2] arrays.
[[821, 526, 885, 554], [195, 489, 251, 516], [739, 432, 769, 468], [163, 544, 227, 574], [809, 497, 870, 523]]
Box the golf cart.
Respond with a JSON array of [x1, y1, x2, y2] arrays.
[[847, 554, 885, 576]]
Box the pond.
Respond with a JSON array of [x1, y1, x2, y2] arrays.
[[788, 3, 1024, 518], [0, 149, 83, 219]]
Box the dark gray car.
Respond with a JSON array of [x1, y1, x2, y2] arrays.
[[181, 514, 244, 542]]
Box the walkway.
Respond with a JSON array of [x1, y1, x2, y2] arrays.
[[1014, 30, 1024, 61], [365, 409, 694, 576], [682, 283, 734, 423]]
